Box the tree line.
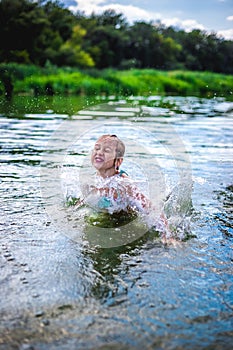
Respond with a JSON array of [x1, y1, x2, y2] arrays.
[[0, 0, 233, 74]]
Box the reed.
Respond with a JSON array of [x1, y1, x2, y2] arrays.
[[1, 63, 232, 99]]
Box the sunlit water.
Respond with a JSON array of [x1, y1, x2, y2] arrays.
[[0, 95, 233, 350]]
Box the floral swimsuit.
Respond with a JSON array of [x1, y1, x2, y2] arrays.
[[84, 171, 150, 214]]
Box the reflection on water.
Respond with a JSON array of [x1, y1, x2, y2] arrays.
[[0, 95, 233, 349]]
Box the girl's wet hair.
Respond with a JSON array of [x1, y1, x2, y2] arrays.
[[98, 134, 125, 158]]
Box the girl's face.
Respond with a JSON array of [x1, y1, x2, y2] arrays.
[[91, 137, 117, 171]]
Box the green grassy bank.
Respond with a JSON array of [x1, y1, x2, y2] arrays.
[[0, 64, 233, 99]]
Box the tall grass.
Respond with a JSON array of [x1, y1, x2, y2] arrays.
[[1, 63, 232, 98]]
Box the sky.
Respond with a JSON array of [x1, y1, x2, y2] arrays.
[[62, 0, 233, 40]]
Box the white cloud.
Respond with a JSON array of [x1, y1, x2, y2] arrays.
[[161, 18, 205, 32], [68, 0, 232, 40], [217, 28, 233, 40], [100, 4, 161, 23], [69, 0, 204, 30], [69, 0, 114, 15], [69, 0, 160, 22]]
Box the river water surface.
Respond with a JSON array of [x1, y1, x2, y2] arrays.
[[0, 95, 233, 349]]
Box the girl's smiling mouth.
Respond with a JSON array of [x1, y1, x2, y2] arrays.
[[94, 156, 104, 163]]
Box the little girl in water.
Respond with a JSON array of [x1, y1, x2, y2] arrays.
[[78, 134, 171, 240]]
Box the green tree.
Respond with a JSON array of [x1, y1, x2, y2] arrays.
[[0, 0, 47, 64], [58, 25, 94, 67], [0, 0, 77, 66], [32, 0, 77, 65], [43, 0, 76, 41], [126, 22, 181, 69], [0, 1, 232, 73], [217, 39, 233, 74], [160, 25, 233, 73], [95, 9, 128, 29], [81, 10, 129, 68]]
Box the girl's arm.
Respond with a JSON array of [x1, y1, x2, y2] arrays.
[[125, 183, 152, 211], [125, 182, 171, 234]]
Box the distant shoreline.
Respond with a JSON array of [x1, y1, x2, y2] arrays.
[[0, 64, 233, 100]]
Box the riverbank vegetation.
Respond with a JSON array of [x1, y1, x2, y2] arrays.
[[0, 63, 232, 99]]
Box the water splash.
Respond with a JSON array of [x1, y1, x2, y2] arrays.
[[64, 172, 194, 245], [163, 178, 194, 240]]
